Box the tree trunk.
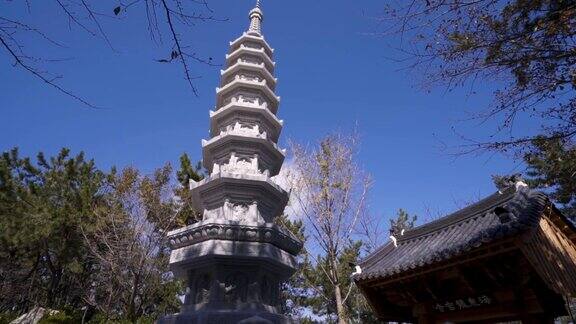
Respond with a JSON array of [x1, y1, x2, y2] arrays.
[[128, 274, 139, 323], [331, 255, 347, 324], [334, 282, 347, 324]]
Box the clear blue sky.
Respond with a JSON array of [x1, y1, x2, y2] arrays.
[[1, 0, 536, 225]]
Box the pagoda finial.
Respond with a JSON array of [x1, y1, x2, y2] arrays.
[[248, 0, 263, 35]]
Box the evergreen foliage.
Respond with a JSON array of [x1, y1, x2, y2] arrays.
[[0, 148, 186, 322], [389, 208, 417, 237], [276, 214, 378, 323], [0, 147, 107, 312], [525, 137, 576, 221], [300, 242, 379, 323], [274, 215, 309, 318], [0, 146, 398, 323], [173, 153, 205, 227], [176, 153, 203, 186]]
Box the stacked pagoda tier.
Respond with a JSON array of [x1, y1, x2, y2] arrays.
[[161, 4, 301, 324]]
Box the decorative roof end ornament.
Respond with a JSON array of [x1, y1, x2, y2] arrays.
[[492, 173, 529, 194], [390, 234, 398, 248], [349, 262, 362, 277]]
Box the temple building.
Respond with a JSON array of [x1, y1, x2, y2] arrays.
[[160, 2, 302, 323], [356, 179, 576, 323]]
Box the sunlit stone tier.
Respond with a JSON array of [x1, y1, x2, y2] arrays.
[[229, 32, 274, 57], [210, 99, 283, 142], [169, 239, 297, 284], [220, 60, 277, 93], [202, 132, 285, 177], [216, 78, 280, 115], [189, 172, 289, 223], [226, 45, 276, 76], [164, 222, 299, 323]]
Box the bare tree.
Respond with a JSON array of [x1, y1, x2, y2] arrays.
[[357, 209, 387, 255], [1, 0, 222, 107], [81, 165, 180, 321], [374, 0, 576, 155], [285, 133, 373, 323]]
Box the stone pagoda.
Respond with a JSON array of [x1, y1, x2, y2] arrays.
[[160, 2, 302, 323]]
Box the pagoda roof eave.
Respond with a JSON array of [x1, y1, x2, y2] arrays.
[[210, 101, 283, 127], [209, 103, 283, 141], [225, 45, 276, 72], [221, 61, 277, 88], [202, 133, 286, 175], [229, 32, 274, 55], [188, 173, 289, 214], [216, 79, 280, 114]]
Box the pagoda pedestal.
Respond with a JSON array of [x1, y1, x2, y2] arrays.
[[159, 220, 299, 323]]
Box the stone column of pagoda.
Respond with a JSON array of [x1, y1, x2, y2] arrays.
[[160, 2, 302, 323]]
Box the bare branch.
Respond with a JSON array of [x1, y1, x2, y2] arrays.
[[0, 33, 97, 108], [160, 0, 199, 96], [375, 0, 576, 153]]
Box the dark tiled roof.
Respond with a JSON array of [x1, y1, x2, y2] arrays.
[[356, 188, 550, 282]]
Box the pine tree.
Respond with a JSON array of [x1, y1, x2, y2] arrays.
[[274, 215, 309, 318], [525, 137, 576, 221], [173, 153, 205, 227], [176, 153, 203, 186], [0, 148, 186, 321], [389, 208, 417, 237], [0, 147, 107, 312]]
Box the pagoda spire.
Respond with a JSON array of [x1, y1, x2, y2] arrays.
[[248, 0, 263, 35]]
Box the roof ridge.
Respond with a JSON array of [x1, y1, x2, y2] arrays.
[[398, 188, 517, 242]]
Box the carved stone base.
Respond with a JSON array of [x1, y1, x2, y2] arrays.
[[157, 311, 292, 324], [163, 239, 298, 324]]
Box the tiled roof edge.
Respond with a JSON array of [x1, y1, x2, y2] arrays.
[[355, 189, 551, 282], [399, 188, 517, 242]]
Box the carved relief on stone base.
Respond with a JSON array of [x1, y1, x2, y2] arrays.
[[222, 271, 249, 303], [260, 275, 275, 305], [202, 199, 261, 223], [185, 267, 280, 307], [185, 271, 213, 305], [196, 273, 212, 304]]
